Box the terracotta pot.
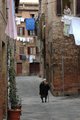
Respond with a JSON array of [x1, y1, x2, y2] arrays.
[[8, 109, 21, 120]]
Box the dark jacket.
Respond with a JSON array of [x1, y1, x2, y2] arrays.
[[39, 81, 50, 97]]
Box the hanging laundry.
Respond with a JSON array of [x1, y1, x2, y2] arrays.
[[61, 15, 73, 37], [25, 18, 35, 31], [69, 17, 80, 45], [20, 17, 24, 22], [29, 55, 35, 63], [63, 24, 70, 36], [5, 0, 17, 39]]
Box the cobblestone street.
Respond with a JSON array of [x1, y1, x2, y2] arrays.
[[16, 76, 80, 120]]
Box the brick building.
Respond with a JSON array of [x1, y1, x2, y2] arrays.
[[0, 1, 7, 119], [39, 0, 80, 96], [15, 1, 40, 76], [0, 0, 19, 119]]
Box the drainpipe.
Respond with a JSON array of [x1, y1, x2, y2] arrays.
[[61, 49, 64, 96], [43, 24, 46, 78]]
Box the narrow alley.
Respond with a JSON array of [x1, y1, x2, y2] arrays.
[[16, 76, 80, 120], [1, 0, 80, 119]]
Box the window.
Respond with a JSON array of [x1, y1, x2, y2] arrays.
[[27, 47, 36, 55], [56, 0, 80, 16], [36, 47, 39, 54], [19, 4, 23, 7], [28, 30, 35, 36], [76, 0, 80, 16], [30, 14, 35, 18], [19, 47, 24, 54], [20, 55, 26, 60], [17, 27, 25, 36]]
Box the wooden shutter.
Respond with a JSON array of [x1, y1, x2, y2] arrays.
[[56, 0, 62, 16], [28, 30, 30, 36], [27, 47, 30, 55], [20, 55, 22, 60], [36, 47, 38, 54], [22, 27, 25, 35], [76, 0, 80, 16]]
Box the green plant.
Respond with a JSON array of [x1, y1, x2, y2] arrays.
[[9, 49, 21, 109]]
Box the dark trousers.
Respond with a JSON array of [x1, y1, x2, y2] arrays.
[[41, 95, 47, 102]]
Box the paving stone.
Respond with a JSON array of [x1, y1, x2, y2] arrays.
[[16, 76, 80, 120]]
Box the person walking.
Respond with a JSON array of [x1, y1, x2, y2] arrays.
[[39, 79, 50, 103]]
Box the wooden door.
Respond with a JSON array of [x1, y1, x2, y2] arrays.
[[17, 63, 22, 75], [29, 62, 40, 75]]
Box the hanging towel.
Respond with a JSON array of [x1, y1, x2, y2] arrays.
[[63, 24, 70, 36], [25, 18, 35, 31], [61, 15, 73, 37], [69, 17, 80, 45]]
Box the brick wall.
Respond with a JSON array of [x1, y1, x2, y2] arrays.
[[42, 0, 80, 95], [0, 0, 7, 119]]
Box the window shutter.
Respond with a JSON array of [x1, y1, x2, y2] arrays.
[[56, 0, 62, 16], [28, 47, 30, 55], [28, 30, 30, 36], [23, 27, 25, 35], [20, 55, 22, 60], [36, 47, 38, 54], [76, 0, 80, 16]]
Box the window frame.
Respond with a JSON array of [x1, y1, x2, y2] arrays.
[[27, 47, 36, 55], [19, 46, 24, 54], [17, 27, 25, 36], [27, 30, 35, 36], [56, 0, 80, 16]]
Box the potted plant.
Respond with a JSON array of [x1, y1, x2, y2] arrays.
[[8, 49, 22, 120]]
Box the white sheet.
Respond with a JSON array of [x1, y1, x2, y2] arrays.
[[69, 17, 80, 45]]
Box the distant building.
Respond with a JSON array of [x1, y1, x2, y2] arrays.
[[39, 0, 80, 96], [16, 2, 40, 76]]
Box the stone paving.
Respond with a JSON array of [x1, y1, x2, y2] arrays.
[[16, 76, 80, 120]]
